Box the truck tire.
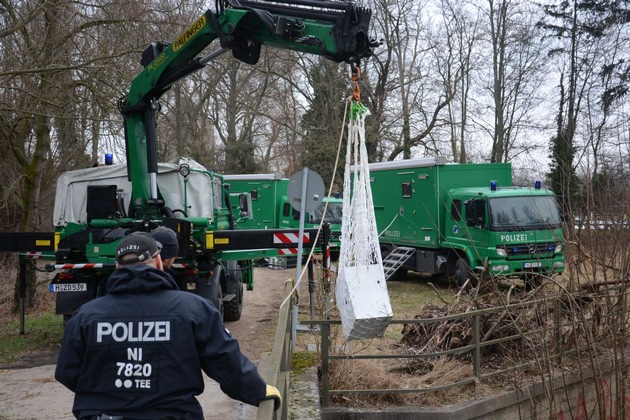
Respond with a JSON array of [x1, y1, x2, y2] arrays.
[[198, 266, 225, 320], [214, 283, 224, 320], [223, 261, 244, 322], [524, 273, 543, 290], [392, 267, 408, 281], [455, 258, 477, 288]]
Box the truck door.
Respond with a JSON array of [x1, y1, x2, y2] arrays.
[[279, 200, 300, 229], [464, 198, 488, 252]]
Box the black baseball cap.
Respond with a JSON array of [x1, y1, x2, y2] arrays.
[[115, 232, 162, 265]]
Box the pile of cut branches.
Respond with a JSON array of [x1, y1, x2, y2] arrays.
[[398, 280, 629, 375]]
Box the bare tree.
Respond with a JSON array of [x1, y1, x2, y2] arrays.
[[0, 0, 191, 308], [298, 57, 348, 188], [360, 0, 454, 162], [480, 0, 548, 163], [186, 47, 305, 175], [540, 0, 613, 214], [439, 0, 482, 163]]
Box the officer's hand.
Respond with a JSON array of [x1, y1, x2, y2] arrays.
[[263, 384, 282, 411]]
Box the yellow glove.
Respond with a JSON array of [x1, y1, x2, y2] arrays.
[[263, 384, 282, 411]]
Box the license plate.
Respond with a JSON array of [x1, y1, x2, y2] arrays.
[[50, 283, 87, 292], [523, 261, 542, 268]]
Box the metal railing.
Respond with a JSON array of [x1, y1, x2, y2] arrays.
[[308, 291, 628, 406], [256, 279, 295, 420]]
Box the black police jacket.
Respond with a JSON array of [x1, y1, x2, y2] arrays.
[[55, 264, 266, 419]]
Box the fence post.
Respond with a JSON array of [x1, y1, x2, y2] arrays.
[[473, 313, 480, 379], [19, 259, 27, 335], [322, 223, 331, 317], [321, 322, 330, 406], [308, 258, 315, 322]]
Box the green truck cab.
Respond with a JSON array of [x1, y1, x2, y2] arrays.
[[224, 174, 343, 255], [369, 157, 565, 288]]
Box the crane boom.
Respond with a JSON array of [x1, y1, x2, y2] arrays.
[[119, 1, 377, 217]]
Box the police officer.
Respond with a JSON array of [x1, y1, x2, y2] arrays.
[[55, 231, 281, 419], [150, 226, 178, 272]]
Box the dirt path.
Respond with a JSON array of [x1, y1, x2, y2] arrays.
[[0, 266, 296, 420]]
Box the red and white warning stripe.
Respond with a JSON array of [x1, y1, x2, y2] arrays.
[[53, 263, 107, 270], [23, 252, 44, 259], [171, 263, 191, 269], [273, 232, 310, 245], [278, 248, 298, 255]]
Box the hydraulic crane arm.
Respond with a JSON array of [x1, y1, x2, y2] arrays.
[[119, 0, 378, 217]]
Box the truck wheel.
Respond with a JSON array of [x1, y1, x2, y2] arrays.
[[215, 284, 224, 320], [524, 274, 543, 290], [455, 258, 476, 288], [392, 267, 408, 281], [198, 267, 225, 320], [223, 261, 244, 322]]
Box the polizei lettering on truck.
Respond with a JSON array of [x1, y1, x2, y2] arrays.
[[96, 321, 171, 343], [500, 234, 528, 242]]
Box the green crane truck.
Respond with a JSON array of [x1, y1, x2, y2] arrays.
[[0, 0, 378, 326], [370, 157, 565, 288], [49, 157, 266, 322]]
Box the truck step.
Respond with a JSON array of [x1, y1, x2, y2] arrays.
[[382, 246, 416, 281]]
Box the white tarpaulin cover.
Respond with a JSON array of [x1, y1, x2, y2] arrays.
[[336, 108, 393, 340], [53, 157, 216, 226]]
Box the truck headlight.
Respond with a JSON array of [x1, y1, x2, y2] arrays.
[[554, 244, 563, 253], [492, 264, 509, 272], [496, 248, 507, 257]]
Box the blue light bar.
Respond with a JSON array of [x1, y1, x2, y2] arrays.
[[490, 181, 497, 191], [535, 180, 541, 189], [105, 153, 113, 166]]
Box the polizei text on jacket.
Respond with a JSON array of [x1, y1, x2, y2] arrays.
[[96, 321, 171, 343]]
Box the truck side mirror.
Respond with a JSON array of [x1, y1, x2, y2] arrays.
[[239, 194, 249, 216]]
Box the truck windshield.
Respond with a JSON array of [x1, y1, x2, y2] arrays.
[[488, 196, 562, 231], [310, 202, 343, 225]]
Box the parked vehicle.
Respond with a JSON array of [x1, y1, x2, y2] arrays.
[[369, 157, 565, 288], [224, 174, 343, 258]]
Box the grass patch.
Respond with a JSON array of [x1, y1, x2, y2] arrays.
[[0, 308, 63, 365], [291, 351, 317, 374], [387, 275, 454, 319]]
